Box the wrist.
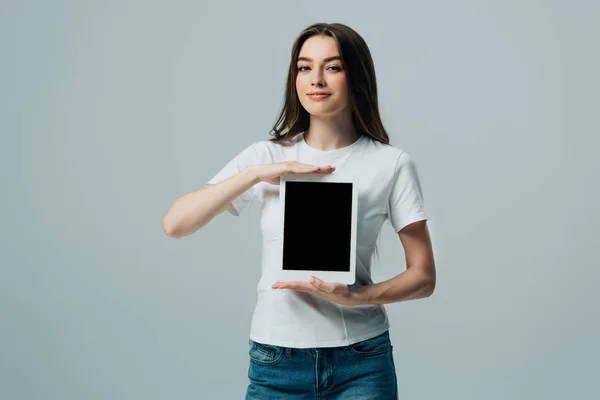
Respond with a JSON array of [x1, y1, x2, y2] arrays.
[[242, 166, 261, 185], [351, 285, 375, 306]]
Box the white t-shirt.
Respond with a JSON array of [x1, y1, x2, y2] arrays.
[[207, 131, 428, 348]]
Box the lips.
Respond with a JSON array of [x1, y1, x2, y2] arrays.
[[308, 93, 331, 100]]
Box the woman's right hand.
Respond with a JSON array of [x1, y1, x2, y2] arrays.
[[248, 161, 336, 185]]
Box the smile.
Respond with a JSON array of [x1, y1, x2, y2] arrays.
[[308, 94, 331, 100]]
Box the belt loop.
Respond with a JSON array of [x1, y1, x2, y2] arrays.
[[285, 347, 292, 357]]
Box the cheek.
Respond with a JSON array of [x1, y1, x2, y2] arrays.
[[296, 78, 308, 105], [331, 78, 349, 102], [296, 74, 308, 89], [334, 76, 348, 92], [295, 79, 303, 97]]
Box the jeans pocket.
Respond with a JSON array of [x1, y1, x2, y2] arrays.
[[248, 339, 285, 365], [348, 330, 393, 357]]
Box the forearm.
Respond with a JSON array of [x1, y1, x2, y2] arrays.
[[354, 268, 435, 305], [163, 167, 259, 238]]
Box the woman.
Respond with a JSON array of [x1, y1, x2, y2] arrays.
[[163, 22, 436, 400]]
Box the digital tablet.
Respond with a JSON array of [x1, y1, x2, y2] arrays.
[[277, 172, 357, 285]]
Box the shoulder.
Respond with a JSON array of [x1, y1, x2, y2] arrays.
[[238, 138, 281, 160], [362, 136, 426, 183], [250, 139, 277, 161], [253, 134, 303, 158], [362, 135, 410, 167]]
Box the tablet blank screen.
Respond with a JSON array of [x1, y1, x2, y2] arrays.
[[282, 181, 352, 272]]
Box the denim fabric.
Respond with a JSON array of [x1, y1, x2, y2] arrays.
[[245, 330, 398, 399]]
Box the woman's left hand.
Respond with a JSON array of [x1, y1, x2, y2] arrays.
[[272, 276, 363, 306]]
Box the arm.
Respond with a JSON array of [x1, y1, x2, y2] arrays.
[[162, 167, 260, 238], [272, 220, 436, 306], [354, 220, 436, 305]]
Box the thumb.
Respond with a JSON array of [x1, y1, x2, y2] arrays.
[[309, 276, 331, 292]]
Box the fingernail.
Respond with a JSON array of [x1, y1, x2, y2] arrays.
[[309, 276, 315, 283]]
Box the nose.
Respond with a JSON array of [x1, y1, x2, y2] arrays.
[[311, 70, 326, 87]]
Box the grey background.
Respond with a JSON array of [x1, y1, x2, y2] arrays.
[[2, 0, 598, 399]]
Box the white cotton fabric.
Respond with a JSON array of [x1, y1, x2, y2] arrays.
[[207, 131, 428, 348]]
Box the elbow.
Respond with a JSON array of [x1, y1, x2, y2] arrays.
[[163, 215, 208, 238], [418, 268, 436, 298], [424, 275, 436, 298], [163, 216, 182, 238]]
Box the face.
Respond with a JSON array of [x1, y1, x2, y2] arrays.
[[295, 35, 349, 116]]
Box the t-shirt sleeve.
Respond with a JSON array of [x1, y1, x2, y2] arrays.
[[387, 151, 428, 232], [206, 142, 263, 217]]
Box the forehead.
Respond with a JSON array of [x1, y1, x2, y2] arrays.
[[298, 35, 340, 59]]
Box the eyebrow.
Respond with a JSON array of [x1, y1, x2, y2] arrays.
[[297, 56, 342, 63]]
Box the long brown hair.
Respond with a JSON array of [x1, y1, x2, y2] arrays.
[[270, 23, 389, 261], [268, 22, 390, 146]]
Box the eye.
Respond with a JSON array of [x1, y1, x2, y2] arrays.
[[297, 65, 342, 72]]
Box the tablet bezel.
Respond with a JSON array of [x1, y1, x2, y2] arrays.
[[278, 172, 357, 285]]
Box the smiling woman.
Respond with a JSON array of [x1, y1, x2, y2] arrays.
[[163, 21, 435, 400]]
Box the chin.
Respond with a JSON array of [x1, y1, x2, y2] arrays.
[[300, 101, 343, 115], [305, 106, 344, 116]]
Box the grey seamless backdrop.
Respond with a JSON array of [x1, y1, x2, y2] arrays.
[[2, 0, 598, 399]]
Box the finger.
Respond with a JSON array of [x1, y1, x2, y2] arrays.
[[272, 281, 313, 291], [295, 165, 335, 174], [312, 164, 335, 170], [294, 162, 335, 170], [291, 165, 320, 173], [288, 163, 321, 172], [272, 281, 344, 304], [292, 161, 321, 167], [318, 165, 336, 172]]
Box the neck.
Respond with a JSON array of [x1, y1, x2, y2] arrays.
[[304, 107, 360, 151]]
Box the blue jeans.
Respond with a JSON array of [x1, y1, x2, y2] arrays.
[[246, 330, 398, 399]]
